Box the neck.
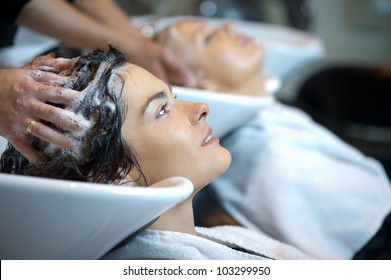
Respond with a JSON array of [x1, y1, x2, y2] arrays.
[[199, 71, 267, 97], [231, 71, 267, 96], [148, 193, 197, 236]]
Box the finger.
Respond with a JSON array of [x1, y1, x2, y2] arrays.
[[10, 137, 46, 162], [29, 69, 72, 85], [161, 53, 196, 87], [150, 61, 168, 83], [45, 52, 56, 58], [30, 56, 78, 72], [27, 121, 74, 149], [31, 81, 81, 106], [30, 102, 90, 131]]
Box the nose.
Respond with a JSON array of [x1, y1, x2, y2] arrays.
[[219, 23, 235, 34], [197, 102, 209, 121], [188, 102, 209, 125]]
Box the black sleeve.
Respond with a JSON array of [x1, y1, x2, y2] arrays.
[[0, 0, 77, 48], [0, 0, 31, 24], [0, 0, 32, 48]]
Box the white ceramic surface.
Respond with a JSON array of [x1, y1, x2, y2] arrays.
[[173, 84, 274, 138], [0, 174, 193, 259], [0, 29, 58, 68]]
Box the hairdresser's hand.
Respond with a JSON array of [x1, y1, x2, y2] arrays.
[[0, 55, 84, 162], [128, 36, 196, 87], [162, 49, 197, 87]]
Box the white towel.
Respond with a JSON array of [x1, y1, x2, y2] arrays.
[[196, 225, 314, 259], [211, 101, 391, 259], [102, 225, 314, 260], [0, 136, 7, 155]]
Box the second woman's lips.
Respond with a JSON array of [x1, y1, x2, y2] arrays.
[[238, 34, 253, 46]]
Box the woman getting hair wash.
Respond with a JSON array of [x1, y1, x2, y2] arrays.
[[0, 46, 313, 260]]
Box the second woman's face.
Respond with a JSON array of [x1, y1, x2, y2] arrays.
[[167, 20, 264, 87], [119, 64, 231, 188]]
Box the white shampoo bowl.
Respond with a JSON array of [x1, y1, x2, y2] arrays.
[[173, 85, 274, 138], [0, 173, 193, 259]]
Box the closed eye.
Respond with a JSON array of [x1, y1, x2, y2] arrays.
[[204, 33, 214, 44]]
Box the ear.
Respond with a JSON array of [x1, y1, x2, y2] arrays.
[[113, 173, 140, 186], [127, 168, 147, 186]]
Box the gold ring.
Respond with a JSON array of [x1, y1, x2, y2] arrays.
[[26, 120, 37, 134]]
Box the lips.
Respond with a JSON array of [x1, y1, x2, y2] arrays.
[[238, 34, 253, 46], [202, 127, 213, 146], [203, 134, 212, 146]]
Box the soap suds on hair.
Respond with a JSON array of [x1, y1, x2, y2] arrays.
[[39, 60, 125, 162]]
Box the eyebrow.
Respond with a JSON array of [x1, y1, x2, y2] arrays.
[[142, 91, 167, 114]]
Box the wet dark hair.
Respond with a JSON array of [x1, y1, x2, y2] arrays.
[[0, 46, 145, 184]]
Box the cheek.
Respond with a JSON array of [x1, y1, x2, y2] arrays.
[[133, 129, 196, 181], [201, 47, 261, 86], [152, 130, 194, 164]]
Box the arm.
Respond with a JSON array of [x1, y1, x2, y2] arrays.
[[16, 0, 195, 85], [72, 0, 142, 37]]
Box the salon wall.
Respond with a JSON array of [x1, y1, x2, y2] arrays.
[[279, 0, 391, 102], [309, 0, 391, 64]]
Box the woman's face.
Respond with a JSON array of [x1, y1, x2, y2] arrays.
[[119, 64, 231, 188], [165, 20, 264, 88]]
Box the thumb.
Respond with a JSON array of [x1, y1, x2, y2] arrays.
[[162, 52, 196, 87]]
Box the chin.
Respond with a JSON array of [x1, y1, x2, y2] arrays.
[[193, 176, 220, 192], [221, 151, 232, 174], [194, 159, 231, 191], [214, 149, 232, 177]]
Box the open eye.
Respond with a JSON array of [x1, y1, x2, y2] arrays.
[[157, 103, 169, 118]]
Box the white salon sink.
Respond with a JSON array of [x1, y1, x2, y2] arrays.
[[173, 85, 274, 138], [0, 172, 193, 259]]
